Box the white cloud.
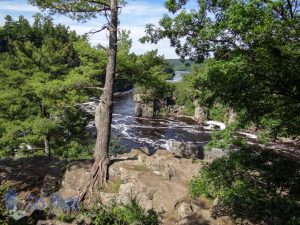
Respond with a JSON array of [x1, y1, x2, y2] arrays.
[[0, 0, 179, 58], [120, 1, 167, 17], [0, 1, 39, 12]]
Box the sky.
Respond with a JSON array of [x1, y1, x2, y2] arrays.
[[0, 0, 181, 59]]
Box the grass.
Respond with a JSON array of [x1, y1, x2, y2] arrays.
[[105, 178, 122, 193], [133, 164, 149, 172]]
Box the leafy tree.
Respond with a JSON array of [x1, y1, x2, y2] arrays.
[[28, 0, 123, 201], [190, 146, 300, 224], [142, 0, 300, 137], [133, 50, 175, 100], [0, 15, 97, 158]]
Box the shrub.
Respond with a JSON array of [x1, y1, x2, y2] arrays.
[[86, 199, 161, 225], [204, 124, 242, 150], [189, 146, 300, 224]]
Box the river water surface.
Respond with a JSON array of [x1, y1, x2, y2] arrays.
[[110, 71, 211, 151]]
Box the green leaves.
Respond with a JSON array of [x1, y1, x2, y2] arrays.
[[0, 15, 100, 158], [190, 147, 300, 224], [146, 0, 300, 137]]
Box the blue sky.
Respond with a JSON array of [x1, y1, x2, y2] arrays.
[[0, 0, 184, 58]]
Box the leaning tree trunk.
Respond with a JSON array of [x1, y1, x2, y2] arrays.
[[80, 0, 118, 202], [44, 136, 50, 157]]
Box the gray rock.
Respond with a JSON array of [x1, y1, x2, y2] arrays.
[[135, 102, 143, 117], [170, 141, 204, 159], [142, 104, 154, 118], [194, 106, 206, 123]]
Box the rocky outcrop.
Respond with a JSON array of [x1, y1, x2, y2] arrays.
[[193, 101, 207, 123], [134, 94, 155, 118], [194, 106, 206, 123], [169, 141, 230, 160], [170, 141, 204, 159]]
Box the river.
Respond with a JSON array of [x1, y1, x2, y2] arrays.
[[84, 71, 299, 156], [109, 71, 212, 152], [111, 93, 211, 152]]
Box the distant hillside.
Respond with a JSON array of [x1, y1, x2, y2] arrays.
[[167, 59, 196, 71]]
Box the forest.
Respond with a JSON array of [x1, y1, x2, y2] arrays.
[[0, 0, 299, 225]]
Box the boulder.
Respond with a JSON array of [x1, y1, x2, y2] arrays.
[[133, 94, 143, 102], [174, 197, 207, 225], [194, 106, 206, 123], [170, 141, 204, 159], [118, 183, 153, 211], [169, 105, 185, 116]]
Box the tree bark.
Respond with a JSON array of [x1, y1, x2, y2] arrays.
[[44, 136, 50, 157], [80, 0, 118, 202]]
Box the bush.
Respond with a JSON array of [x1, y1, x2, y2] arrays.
[[86, 199, 161, 225], [209, 104, 228, 123], [204, 124, 243, 150], [109, 137, 128, 157], [59, 141, 93, 160], [189, 146, 300, 224]]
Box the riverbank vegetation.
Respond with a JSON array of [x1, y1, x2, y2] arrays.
[[143, 0, 300, 223]]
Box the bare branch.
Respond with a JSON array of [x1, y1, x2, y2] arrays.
[[86, 24, 108, 37]]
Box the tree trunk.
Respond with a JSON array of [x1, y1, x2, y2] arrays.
[[44, 136, 50, 157], [80, 0, 118, 202]]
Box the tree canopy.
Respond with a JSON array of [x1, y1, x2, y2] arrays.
[[143, 0, 300, 137], [0, 14, 101, 157]]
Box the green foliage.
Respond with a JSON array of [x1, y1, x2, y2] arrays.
[[143, 0, 300, 137], [109, 137, 128, 157], [59, 141, 93, 160], [133, 50, 175, 100], [209, 104, 227, 123], [0, 15, 99, 158], [190, 146, 300, 224], [257, 130, 272, 145], [84, 199, 161, 225], [29, 0, 126, 22], [204, 124, 241, 150]]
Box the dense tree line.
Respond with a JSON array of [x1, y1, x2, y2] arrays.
[[0, 14, 173, 159]]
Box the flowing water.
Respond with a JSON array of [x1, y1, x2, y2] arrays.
[[85, 71, 212, 152], [111, 93, 211, 151], [84, 71, 299, 155], [110, 71, 211, 152]]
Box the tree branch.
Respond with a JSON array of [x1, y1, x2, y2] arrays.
[[86, 0, 110, 8], [286, 0, 294, 18], [86, 24, 108, 37]]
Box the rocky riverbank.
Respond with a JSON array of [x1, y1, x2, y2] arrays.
[[0, 147, 232, 225]]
